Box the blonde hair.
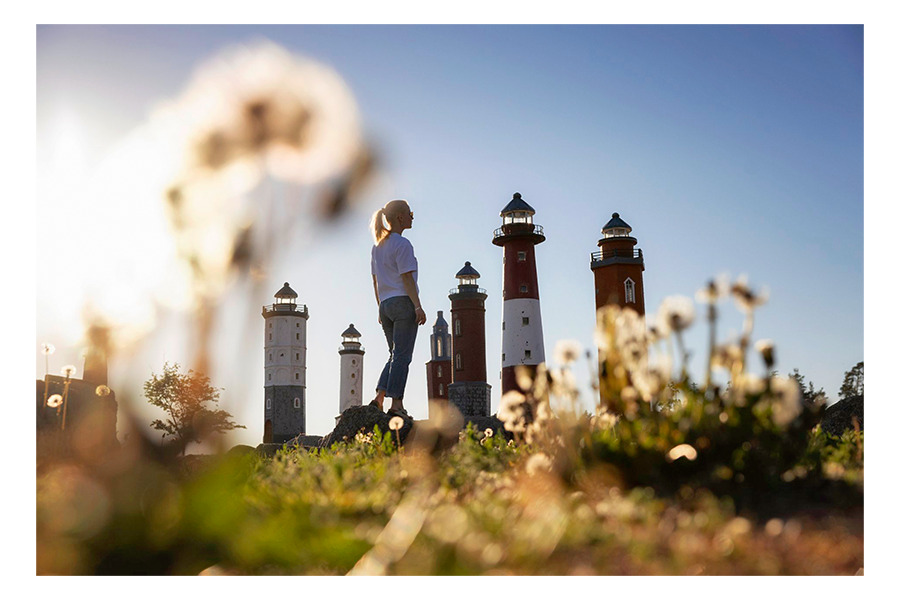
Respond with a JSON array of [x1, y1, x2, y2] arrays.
[[370, 199, 410, 245]]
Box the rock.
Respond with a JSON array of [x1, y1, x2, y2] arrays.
[[820, 395, 864, 436], [319, 403, 413, 449]]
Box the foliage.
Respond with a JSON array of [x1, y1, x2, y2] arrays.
[[839, 361, 864, 400], [143, 362, 245, 451], [37, 275, 863, 575]]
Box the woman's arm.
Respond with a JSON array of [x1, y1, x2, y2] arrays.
[[372, 274, 381, 324], [401, 272, 426, 325]]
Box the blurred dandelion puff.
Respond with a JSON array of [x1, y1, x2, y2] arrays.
[[95, 385, 111, 397], [730, 275, 769, 314], [47, 394, 63, 409], [667, 443, 698, 462], [553, 339, 582, 366], [61, 365, 77, 379], [389, 416, 404, 431]]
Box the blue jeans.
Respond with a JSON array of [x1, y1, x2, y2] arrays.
[[377, 296, 418, 400]]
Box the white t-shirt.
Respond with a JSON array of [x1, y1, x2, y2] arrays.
[[371, 233, 418, 302]]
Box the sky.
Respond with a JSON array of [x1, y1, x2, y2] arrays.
[[34, 24, 864, 446]]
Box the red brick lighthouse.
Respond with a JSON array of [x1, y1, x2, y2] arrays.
[[447, 262, 491, 416], [591, 212, 645, 315], [425, 311, 452, 403], [492, 192, 546, 395]]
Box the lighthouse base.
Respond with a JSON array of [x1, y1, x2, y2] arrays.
[[448, 381, 492, 417]]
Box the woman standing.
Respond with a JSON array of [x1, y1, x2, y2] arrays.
[[369, 199, 427, 417]]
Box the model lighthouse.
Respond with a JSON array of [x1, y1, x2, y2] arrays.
[[262, 282, 309, 443], [448, 262, 491, 416], [425, 311, 452, 402], [492, 192, 547, 395], [591, 212, 645, 316], [338, 324, 365, 419]]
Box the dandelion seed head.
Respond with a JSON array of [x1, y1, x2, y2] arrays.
[[525, 452, 553, 476], [388, 416, 404, 431], [47, 394, 63, 408], [553, 339, 582, 366], [730, 275, 769, 313], [657, 296, 695, 333], [484, 428, 493, 438], [41, 343, 56, 356], [695, 273, 730, 304], [61, 365, 77, 378], [769, 375, 802, 427], [666, 443, 698, 462], [95, 385, 111, 397]]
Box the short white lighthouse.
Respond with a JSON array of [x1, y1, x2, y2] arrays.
[[262, 282, 308, 443], [338, 323, 365, 421]]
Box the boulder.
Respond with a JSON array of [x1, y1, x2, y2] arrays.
[[820, 395, 864, 436], [319, 403, 413, 449]]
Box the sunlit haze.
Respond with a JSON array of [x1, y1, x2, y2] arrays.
[[36, 25, 863, 448]]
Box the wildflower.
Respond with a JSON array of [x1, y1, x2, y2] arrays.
[[388, 416, 404, 431], [657, 296, 695, 333], [730, 275, 769, 314], [525, 452, 553, 475], [666, 443, 698, 462], [755, 339, 776, 370], [47, 394, 63, 409], [61, 365, 77, 378], [769, 375, 802, 427], [695, 274, 730, 304], [553, 339, 582, 366], [498, 391, 527, 433]]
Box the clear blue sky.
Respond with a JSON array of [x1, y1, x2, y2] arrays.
[[36, 25, 863, 445]]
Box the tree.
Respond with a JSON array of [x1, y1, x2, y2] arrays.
[[143, 362, 245, 453], [789, 368, 828, 407], [839, 361, 864, 400]]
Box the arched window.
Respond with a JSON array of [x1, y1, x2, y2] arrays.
[[437, 337, 443, 356], [438, 383, 444, 396], [624, 278, 636, 304], [456, 353, 462, 371], [437, 365, 442, 378], [293, 397, 301, 409], [455, 320, 461, 336]]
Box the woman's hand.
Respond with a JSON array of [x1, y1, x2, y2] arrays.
[[414, 306, 426, 326]]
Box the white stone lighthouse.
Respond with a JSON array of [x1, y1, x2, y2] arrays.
[[337, 323, 365, 422], [262, 282, 308, 443], [492, 192, 547, 395]]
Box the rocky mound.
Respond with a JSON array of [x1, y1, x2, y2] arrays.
[[319, 403, 413, 448], [820, 395, 864, 436]]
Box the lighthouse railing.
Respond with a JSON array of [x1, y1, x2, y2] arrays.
[[262, 303, 309, 317], [493, 224, 544, 240], [590, 248, 643, 263], [448, 287, 488, 296]]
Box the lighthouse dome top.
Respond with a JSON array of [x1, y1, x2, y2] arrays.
[[455, 261, 481, 279], [602, 212, 633, 237], [274, 282, 298, 299], [433, 310, 449, 328], [500, 192, 536, 215], [341, 323, 362, 338]]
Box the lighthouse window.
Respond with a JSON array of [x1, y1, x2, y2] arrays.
[[522, 317, 530, 325], [351, 373, 356, 379], [351, 389, 355, 395], [266, 398, 271, 409], [624, 278, 636, 304], [268, 334, 272, 341], [294, 397, 301, 408], [268, 374, 272, 381], [525, 350, 532, 359], [268, 353, 272, 361], [502, 321, 505, 330], [517, 251, 526, 262], [296, 353, 299, 360], [437, 338, 443, 355], [295, 372, 299, 380], [296, 333, 300, 340], [456, 354, 462, 370], [455, 320, 461, 336], [352, 359, 357, 365], [296, 322, 300, 327], [439, 383, 444, 395], [437, 365, 442, 377], [520, 284, 528, 293], [280, 352, 284, 357], [268, 322, 272, 328]]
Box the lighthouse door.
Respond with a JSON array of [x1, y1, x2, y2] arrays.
[[264, 420, 273, 443]]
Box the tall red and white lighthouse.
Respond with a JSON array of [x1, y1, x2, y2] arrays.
[[492, 192, 546, 395], [591, 212, 645, 316]]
